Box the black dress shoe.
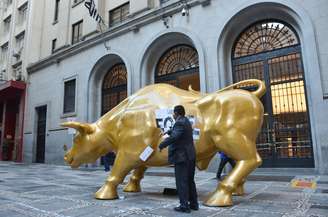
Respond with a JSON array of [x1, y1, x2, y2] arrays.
[[190, 204, 199, 211], [174, 206, 191, 213]]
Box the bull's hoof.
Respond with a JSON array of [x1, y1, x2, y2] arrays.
[[232, 185, 245, 196], [123, 181, 141, 192], [203, 189, 233, 207], [94, 182, 119, 200]]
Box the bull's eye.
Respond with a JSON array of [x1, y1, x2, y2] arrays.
[[73, 134, 83, 144]]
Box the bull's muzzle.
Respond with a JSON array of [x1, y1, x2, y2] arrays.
[[64, 151, 73, 165]]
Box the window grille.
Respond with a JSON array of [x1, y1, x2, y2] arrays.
[[155, 45, 200, 91], [233, 21, 299, 58], [102, 64, 127, 114]]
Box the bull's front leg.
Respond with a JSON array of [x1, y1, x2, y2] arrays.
[[95, 151, 136, 200], [123, 166, 147, 192]]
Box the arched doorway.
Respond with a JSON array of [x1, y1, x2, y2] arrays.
[[232, 20, 313, 167], [101, 63, 127, 115], [101, 63, 127, 167], [155, 45, 200, 91]]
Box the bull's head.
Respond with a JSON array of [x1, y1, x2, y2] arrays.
[[61, 122, 110, 168]]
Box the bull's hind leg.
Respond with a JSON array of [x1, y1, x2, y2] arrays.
[[233, 179, 245, 196], [95, 151, 137, 200], [123, 166, 147, 192], [204, 138, 262, 207], [233, 152, 262, 197], [204, 159, 260, 206]]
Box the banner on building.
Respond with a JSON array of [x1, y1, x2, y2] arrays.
[[84, 0, 103, 24]]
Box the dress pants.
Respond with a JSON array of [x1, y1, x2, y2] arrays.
[[174, 160, 198, 208], [102, 154, 111, 171]]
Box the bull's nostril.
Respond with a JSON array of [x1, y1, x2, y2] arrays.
[[64, 153, 73, 164]]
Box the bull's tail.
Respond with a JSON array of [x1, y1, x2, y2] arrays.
[[215, 79, 266, 98]]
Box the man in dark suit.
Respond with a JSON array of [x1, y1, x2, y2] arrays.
[[159, 105, 199, 213]]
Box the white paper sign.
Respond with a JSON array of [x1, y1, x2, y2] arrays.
[[193, 128, 200, 140], [155, 109, 199, 132], [67, 117, 76, 134], [139, 146, 154, 162], [155, 109, 174, 132], [155, 108, 173, 118], [187, 115, 196, 127]]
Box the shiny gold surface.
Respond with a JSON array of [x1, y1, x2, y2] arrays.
[[61, 79, 265, 207]]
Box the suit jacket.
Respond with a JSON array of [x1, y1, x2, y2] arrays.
[[159, 116, 196, 164]]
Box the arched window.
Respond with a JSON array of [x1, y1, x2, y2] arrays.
[[233, 21, 299, 58], [155, 45, 200, 91], [232, 20, 313, 167], [102, 63, 127, 115]]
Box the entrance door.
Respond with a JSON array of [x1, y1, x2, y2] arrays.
[[36, 106, 47, 163], [102, 64, 127, 114], [101, 63, 127, 165], [232, 21, 314, 167], [2, 100, 18, 161]]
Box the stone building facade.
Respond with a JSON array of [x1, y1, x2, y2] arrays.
[[24, 0, 328, 174]]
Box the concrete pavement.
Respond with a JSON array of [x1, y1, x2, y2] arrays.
[[0, 162, 327, 217]]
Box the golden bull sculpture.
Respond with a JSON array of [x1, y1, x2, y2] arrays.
[[61, 79, 265, 207]]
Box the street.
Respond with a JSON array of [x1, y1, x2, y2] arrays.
[[0, 162, 327, 217]]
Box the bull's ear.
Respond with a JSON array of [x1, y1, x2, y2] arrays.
[[61, 122, 95, 134]]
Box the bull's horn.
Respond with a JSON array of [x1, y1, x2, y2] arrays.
[[188, 85, 204, 96], [61, 122, 95, 134]]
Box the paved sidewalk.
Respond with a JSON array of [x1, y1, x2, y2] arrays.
[[0, 162, 327, 217]]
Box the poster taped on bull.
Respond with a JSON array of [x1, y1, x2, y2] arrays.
[[139, 146, 154, 162], [155, 109, 174, 133], [193, 128, 200, 140], [155, 109, 197, 132]]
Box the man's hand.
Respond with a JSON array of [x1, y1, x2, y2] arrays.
[[158, 143, 164, 152], [164, 129, 172, 135]]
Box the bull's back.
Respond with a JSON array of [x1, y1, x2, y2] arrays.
[[125, 84, 200, 109], [98, 84, 200, 127], [217, 90, 264, 139]]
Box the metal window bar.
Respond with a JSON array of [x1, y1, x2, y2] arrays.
[[102, 64, 127, 114], [155, 45, 200, 91]]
